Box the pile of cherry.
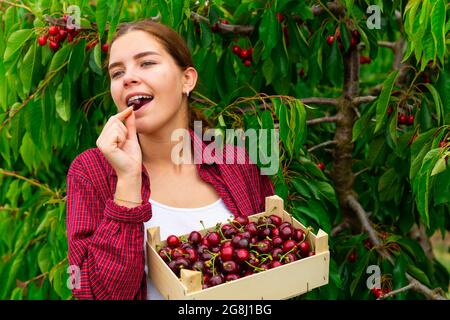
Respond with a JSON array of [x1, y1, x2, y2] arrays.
[[157, 214, 314, 289]]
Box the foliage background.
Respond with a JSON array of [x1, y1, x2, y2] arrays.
[[0, 0, 449, 299]]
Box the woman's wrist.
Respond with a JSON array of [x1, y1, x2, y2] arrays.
[[115, 174, 143, 208]]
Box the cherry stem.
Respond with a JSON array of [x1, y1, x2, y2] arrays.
[[244, 260, 265, 272], [279, 246, 297, 262]]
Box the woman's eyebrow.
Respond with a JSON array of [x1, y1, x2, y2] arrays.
[[108, 51, 160, 70]]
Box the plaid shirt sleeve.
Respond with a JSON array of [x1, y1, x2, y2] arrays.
[[66, 152, 151, 300]]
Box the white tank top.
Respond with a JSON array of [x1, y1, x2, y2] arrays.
[[143, 197, 234, 300]]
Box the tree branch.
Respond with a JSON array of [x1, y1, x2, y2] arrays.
[[352, 96, 377, 105], [307, 115, 339, 126], [346, 194, 448, 300], [377, 283, 415, 300], [378, 41, 396, 50], [331, 221, 350, 237], [302, 97, 338, 106], [190, 12, 254, 35], [307, 140, 337, 152]]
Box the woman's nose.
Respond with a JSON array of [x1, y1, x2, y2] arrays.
[[122, 73, 140, 87]]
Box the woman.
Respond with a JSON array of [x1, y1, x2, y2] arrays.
[[66, 19, 274, 300]]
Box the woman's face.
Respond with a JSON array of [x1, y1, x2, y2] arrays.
[[108, 30, 195, 133]]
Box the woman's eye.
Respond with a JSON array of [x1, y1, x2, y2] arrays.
[[141, 61, 155, 67], [111, 71, 123, 79]]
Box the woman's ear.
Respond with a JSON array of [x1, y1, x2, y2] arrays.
[[182, 67, 198, 94]]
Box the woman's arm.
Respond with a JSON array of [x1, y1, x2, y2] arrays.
[[66, 158, 151, 300]]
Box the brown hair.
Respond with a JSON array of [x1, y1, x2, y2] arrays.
[[110, 19, 211, 132]]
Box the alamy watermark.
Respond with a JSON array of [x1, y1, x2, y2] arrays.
[[170, 121, 280, 176]]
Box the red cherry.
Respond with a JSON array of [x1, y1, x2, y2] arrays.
[[188, 231, 202, 245], [350, 36, 359, 47], [360, 55, 371, 64], [240, 49, 250, 59], [352, 29, 361, 42], [326, 35, 335, 46], [371, 287, 383, 298], [38, 36, 47, 46], [272, 236, 284, 247], [270, 260, 283, 269], [232, 216, 249, 228], [243, 59, 252, 67], [48, 26, 59, 36], [276, 13, 284, 23], [225, 274, 240, 281], [293, 228, 305, 242], [438, 140, 448, 148], [221, 19, 229, 25], [67, 34, 74, 43], [298, 241, 310, 256], [387, 106, 394, 116], [185, 248, 198, 263], [270, 247, 284, 261], [235, 248, 250, 262], [166, 235, 180, 248], [171, 247, 187, 260], [283, 239, 298, 253], [407, 115, 414, 126], [49, 40, 59, 51], [232, 45, 241, 55], [220, 246, 234, 261], [399, 114, 407, 125], [348, 250, 357, 263], [101, 43, 109, 53], [158, 247, 172, 262], [317, 162, 326, 171], [211, 22, 219, 33], [268, 215, 282, 227]]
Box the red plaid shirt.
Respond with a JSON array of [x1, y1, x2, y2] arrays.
[[66, 128, 274, 300]]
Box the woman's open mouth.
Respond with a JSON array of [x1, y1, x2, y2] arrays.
[[127, 95, 154, 111]]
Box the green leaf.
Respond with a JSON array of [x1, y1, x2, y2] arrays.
[[325, 39, 343, 87], [24, 99, 42, 147], [378, 168, 398, 202], [431, 157, 447, 176], [313, 180, 338, 208], [55, 76, 71, 122], [431, 0, 446, 59], [199, 21, 212, 48], [95, 0, 109, 38], [339, 22, 350, 52], [294, 199, 331, 233], [415, 148, 440, 227], [107, 0, 124, 44], [47, 45, 71, 75], [350, 250, 373, 296], [68, 39, 86, 82], [20, 42, 39, 95], [19, 133, 36, 172], [259, 9, 280, 60], [291, 100, 307, 153], [393, 254, 408, 299], [410, 129, 435, 181], [262, 58, 275, 85], [375, 70, 398, 133], [3, 29, 33, 62], [38, 244, 52, 273], [10, 287, 24, 300], [407, 264, 431, 287], [291, 178, 311, 198], [424, 83, 443, 126]]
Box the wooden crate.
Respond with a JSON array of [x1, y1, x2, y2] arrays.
[[146, 195, 329, 300]]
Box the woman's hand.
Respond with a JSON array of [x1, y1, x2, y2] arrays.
[[96, 107, 142, 177]]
